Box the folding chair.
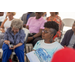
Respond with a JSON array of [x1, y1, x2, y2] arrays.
[[60, 18, 75, 42]]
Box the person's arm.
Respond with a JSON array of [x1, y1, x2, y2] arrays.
[[0, 18, 7, 28], [11, 43, 22, 49], [9, 43, 23, 50], [61, 31, 68, 46], [26, 25, 29, 29], [27, 29, 42, 42], [33, 29, 42, 38], [4, 30, 10, 45], [4, 40, 10, 45], [33, 40, 41, 50], [0, 12, 4, 16], [26, 17, 32, 29]]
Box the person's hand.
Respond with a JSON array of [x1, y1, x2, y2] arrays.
[[9, 45, 16, 50], [23, 24, 26, 27], [0, 28, 5, 33], [4, 40, 10, 45], [27, 37, 33, 43]]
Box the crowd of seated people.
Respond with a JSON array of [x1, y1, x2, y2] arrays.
[[0, 12, 75, 62]]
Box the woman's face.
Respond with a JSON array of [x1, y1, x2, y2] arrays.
[[12, 27, 19, 33], [7, 13, 13, 19], [42, 28, 53, 41], [50, 12, 55, 16]]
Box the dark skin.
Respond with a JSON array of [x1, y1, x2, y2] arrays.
[[0, 12, 4, 16], [26, 12, 43, 42], [50, 12, 56, 20], [42, 27, 54, 43], [33, 27, 54, 51]]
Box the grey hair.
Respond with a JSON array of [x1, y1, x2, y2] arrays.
[[11, 19, 23, 30], [50, 28, 57, 37]]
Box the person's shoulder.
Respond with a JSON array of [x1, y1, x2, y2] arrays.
[[20, 29, 25, 34], [41, 17, 47, 22], [6, 27, 11, 33], [66, 29, 73, 34], [56, 15, 61, 20], [28, 17, 34, 21], [36, 40, 44, 44], [19, 29, 26, 37], [54, 42, 63, 49]]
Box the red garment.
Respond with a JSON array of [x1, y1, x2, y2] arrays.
[[51, 47, 75, 62], [8, 59, 12, 62], [47, 15, 62, 39]]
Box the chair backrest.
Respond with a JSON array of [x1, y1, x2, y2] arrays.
[[23, 28, 30, 43], [62, 18, 75, 27]]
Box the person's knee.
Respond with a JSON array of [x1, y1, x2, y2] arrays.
[[15, 45, 24, 53], [2, 43, 9, 51]]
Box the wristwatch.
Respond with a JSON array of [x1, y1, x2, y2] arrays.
[[32, 36, 35, 39]]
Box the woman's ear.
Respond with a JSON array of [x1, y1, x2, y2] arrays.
[[50, 33, 54, 38]]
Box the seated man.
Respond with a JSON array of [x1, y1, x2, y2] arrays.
[[26, 21, 63, 62], [21, 12, 35, 27], [26, 12, 47, 46], [61, 21, 75, 49]]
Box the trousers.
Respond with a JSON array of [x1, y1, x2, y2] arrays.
[[2, 43, 24, 62]]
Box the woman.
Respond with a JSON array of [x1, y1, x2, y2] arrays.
[[27, 21, 63, 62], [61, 21, 75, 49], [2, 19, 25, 62], [47, 12, 63, 40], [26, 12, 47, 46], [0, 12, 16, 33]]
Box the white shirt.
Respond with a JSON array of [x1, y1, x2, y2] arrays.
[[4, 18, 13, 31]]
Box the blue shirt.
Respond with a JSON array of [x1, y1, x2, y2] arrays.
[[26, 13, 32, 21], [4, 27, 26, 45]]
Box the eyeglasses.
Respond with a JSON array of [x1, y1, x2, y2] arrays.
[[42, 30, 50, 34]]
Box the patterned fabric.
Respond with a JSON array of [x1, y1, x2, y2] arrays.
[[47, 15, 62, 39]]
